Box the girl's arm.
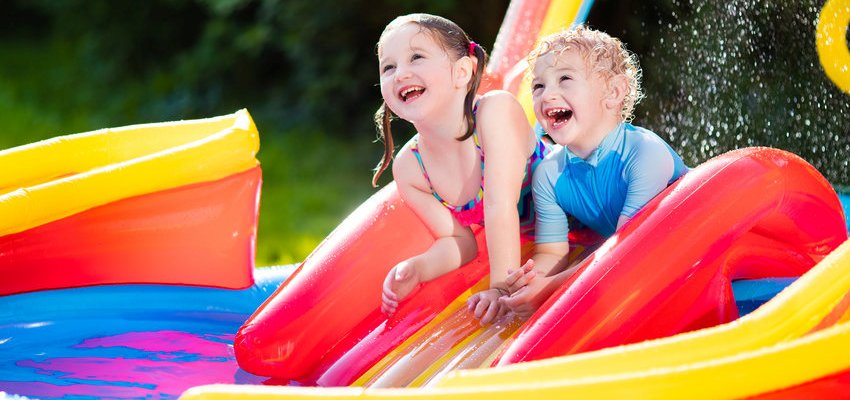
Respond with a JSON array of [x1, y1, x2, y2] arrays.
[[382, 146, 478, 315], [475, 90, 535, 291]]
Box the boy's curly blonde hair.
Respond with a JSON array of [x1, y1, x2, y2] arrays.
[[528, 25, 643, 122]]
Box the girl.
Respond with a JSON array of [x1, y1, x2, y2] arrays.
[[374, 13, 549, 324]]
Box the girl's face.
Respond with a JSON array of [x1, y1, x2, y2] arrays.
[[530, 49, 609, 149], [378, 23, 465, 125]]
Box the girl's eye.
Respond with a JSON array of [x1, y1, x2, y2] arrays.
[[382, 64, 395, 73]]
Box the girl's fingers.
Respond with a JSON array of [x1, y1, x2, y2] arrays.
[[481, 301, 500, 324], [473, 297, 490, 319], [382, 292, 398, 312]]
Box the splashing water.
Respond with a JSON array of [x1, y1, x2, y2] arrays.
[[612, 0, 850, 185]]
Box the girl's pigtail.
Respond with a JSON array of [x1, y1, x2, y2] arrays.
[[457, 42, 488, 141], [372, 102, 394, 187]]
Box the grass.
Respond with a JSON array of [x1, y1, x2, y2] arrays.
[[255, 132, 377, 265]]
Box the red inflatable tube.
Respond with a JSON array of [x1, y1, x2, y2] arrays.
[[493, 147, 848, 366], [479, 0, 550, 93], [234, 148, 846, 385], [748, 369, 850, 399], [234, 187, 595, 385], [235, 186, 491, 383], [0, 167, 261, 295]]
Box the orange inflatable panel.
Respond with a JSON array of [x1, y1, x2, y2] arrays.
[[235, 148, 847, 385], [0, 167, 261, 295]]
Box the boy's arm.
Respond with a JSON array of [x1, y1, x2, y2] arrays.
[[502, 242, 574, 319], [532, 150, 570, 245], [620, 139, 676, 224], [617, 214, 631, 230]]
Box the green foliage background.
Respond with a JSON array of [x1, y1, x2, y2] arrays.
[[1, 0, 847, 266]]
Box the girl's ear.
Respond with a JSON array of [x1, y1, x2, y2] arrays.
[[604, 74, 629, 111], [454, 56, 476, 89]]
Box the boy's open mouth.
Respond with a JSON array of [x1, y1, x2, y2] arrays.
[[399, 86, 425, 102], [547, 108, 573, 129]]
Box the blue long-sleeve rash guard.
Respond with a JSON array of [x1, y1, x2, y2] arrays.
[[534, 122, 689, 242]]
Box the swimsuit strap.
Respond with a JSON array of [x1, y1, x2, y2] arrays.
[[410, 136, 484, 212], [410, 102, 485, 212]]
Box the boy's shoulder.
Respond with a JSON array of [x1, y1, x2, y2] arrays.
[[621, 123, 673, 152], [622, 122, 660, 141]]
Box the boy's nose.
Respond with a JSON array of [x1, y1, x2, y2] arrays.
[[541, 86, 559, 100]]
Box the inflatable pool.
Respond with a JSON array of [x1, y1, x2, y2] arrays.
[[3, 0, 850, 398]]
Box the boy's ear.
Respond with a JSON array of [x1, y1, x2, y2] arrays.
[[454, 56, 476, 89], [604, 75, 629, 110]]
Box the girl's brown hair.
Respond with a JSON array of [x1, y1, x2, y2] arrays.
[[372, 13, 488, 187]]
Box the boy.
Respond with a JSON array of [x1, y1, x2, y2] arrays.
[[501, 26, 689, 318]]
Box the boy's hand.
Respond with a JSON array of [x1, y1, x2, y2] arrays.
[[381, 260, 421, 315], [505, 259, 537, 293], [500, 275, 552, 320], [467, 288, 508, 325]]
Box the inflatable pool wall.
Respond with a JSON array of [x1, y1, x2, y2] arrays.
[[0, 109, 261, 295]]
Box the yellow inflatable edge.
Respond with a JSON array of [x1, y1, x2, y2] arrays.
[[816, 0, 850, 93], [0, 109, 260, 237]]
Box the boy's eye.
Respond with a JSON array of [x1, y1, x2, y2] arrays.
[[532, 83, 544, 92], [382, 64, 395, 73], [559, 75, 571, 82], [411, 53, 424, 61]]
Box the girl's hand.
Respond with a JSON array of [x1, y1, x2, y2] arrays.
[[505, 259, 537, 293], [381, 260, 421, 315], [467, 288, 509, 325]]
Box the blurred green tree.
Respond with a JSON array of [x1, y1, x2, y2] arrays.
[[15, 0, 507, 136]]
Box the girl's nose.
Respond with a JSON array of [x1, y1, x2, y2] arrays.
[[394, 64, 412, 82]]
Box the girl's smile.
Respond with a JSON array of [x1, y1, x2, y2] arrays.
[[398, 85, 426, 103]]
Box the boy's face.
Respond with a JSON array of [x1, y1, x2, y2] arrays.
[[530, 49, 609, 149]]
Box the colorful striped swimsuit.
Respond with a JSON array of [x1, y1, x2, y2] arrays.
[[410, 108, 550, 238]]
